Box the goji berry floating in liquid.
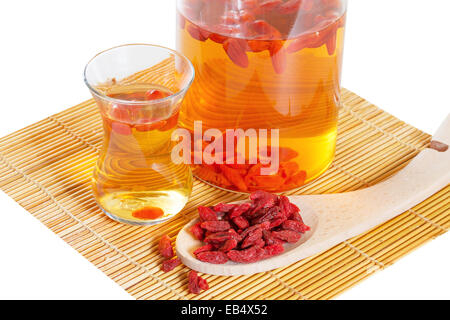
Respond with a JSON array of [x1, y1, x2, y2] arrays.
[[177, 0, 348, 193], [191, 191, 310, 264]]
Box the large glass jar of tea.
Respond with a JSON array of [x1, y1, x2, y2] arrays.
[[177, 0, 347, 193]]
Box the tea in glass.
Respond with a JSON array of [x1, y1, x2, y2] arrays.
[[177, 0, 347, 193], [85, 45, 195, 225]]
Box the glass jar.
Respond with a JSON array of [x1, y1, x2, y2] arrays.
[[176, 0, 347, 193]]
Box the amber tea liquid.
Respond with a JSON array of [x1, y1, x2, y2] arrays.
[[92, 84, 192, 224], [177, 0, 346, 193]]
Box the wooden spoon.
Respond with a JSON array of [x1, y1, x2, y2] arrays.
[[176, 115, 450, 276]]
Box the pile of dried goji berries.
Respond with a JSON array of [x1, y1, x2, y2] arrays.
[[158, 234, 209, 295], [190, 190, 310, 264]]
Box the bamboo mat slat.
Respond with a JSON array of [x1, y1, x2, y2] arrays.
[[0, 86, 448, 300]]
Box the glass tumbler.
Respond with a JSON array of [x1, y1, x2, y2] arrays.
[[84, 44, 195, 225], [177, 0, 347, 193]]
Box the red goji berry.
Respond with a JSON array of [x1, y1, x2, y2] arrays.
[[282, 220, 310, 233], [220, 165, 248, 191], [241, 227, 263, 248], [198, 206, 218, 221], [187, 24, 209, 41], [229, 203, 251, 218], [232, 216, 250, 229], [161, 258, 181, 272], [188, 271, 201, 294], [213, 203, 237, 213], [270, 40, 287, 74], [264, 243, 285, 257], [272, 230, 302, 243], [223, 38, 249, 68], [193, 244, 214, 256], [132, 207, 164, 220], [111, 122, 132, 135], [190, 222, 205, 241], [204, 232, 233, 244], [145, 89, 166, 100], [196, 251, 229, 264], [219, 239, 238, 252], [158, 234, 174, 259], [158, 111, 179, 132], [198, 277, 209, 291], [200, 221, 231, 232]]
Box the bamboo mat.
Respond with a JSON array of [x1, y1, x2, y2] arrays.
[[0, 88, 448, 300]]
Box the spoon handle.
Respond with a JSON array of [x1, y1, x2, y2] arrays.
[[290, 114, 450, 259]]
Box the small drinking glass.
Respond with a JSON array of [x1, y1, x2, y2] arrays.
[[84, 44, 195, 225]]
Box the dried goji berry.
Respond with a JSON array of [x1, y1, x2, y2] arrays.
[[223, 38, 249, 68], [252, 206, 280, 225], [220, 165, 248, 191], [264, 243, 285, 257], [190, 222, 205, 241], [187, 24, 209, 41], [213, 203, 237, 213], [158, 111, 179, 132], [132, 206, 164, 220], [249, 20, 280, 38], [247, 39, 271, 53], [219, 239, 238, 252], [232, 216, 250, 229], [272, 230, 302, 243], [209, 33, 228, 44], [158, 234, 174, 259], [188, 270, 201, 294], [279, 162, 300, 179], [254, 238, 266, 248], [201, 221, 231, 232], [161, 258, 181, 272], [250, 190, 278, 207], [196, 251, 229, 264], [229, 202, 251, 218], [198, 277, 209, 291], [270, 40, 287, 74], [269, 217, 286, 229], [111, 122, 132, 135], [263, 230, 284, 246], [252, 175, 285, 189], [286, 170, 306, 186], [193, 244, 214, 255], [282, 220, 310, 233], [227, 246, 266, 263], [204, 232, 232, 244], [198, 206, 218, 221], [145, 89, 166, 100], [242, 227, 263, 248]]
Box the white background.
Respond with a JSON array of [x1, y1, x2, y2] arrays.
[[0, 0, 448, 300]]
